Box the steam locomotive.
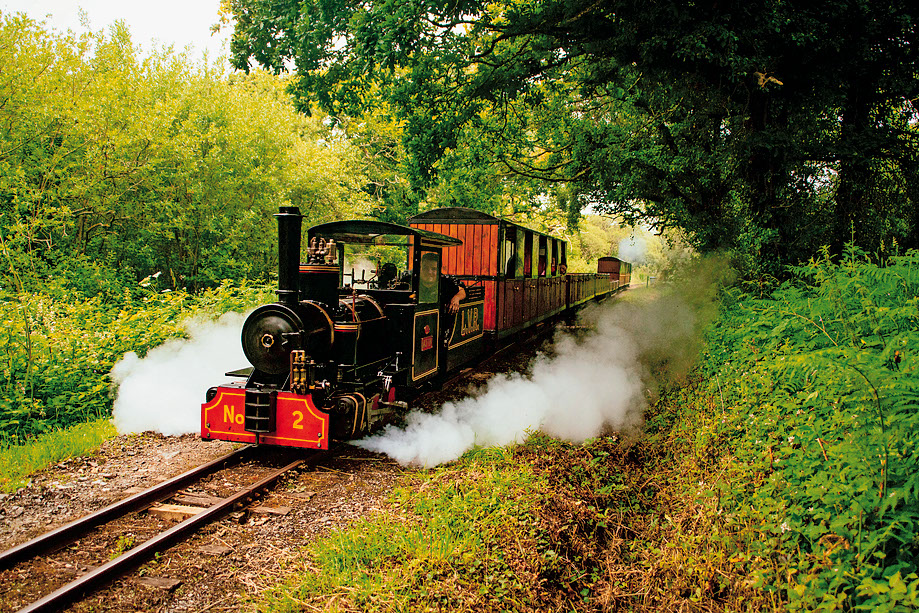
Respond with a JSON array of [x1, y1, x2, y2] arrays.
[[201, 206, 631, 449]]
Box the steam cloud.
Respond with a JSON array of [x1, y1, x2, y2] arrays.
[[618, 235, 648, 265], [110, 312, 248, 436], [107, 260, 722, 463], [357, 278, 717, 467]]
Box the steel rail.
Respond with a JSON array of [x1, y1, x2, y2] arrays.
[[0, 445, 253, 571], [19, 450, 329, 613]]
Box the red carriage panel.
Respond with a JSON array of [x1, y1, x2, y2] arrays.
[[455, 223, 465, 275], [468, 224, 479, 275], [482, 225, 492, 276], [474, 225, 485, 276], [468, 224, 477, 274], [484, 226, 501, 276], [538, 278, 550, 316], [440, 224, 452, 274], [467, 224, 477, 274], [447, 224, 458, 274], [483, 280, 497, 330], [529, 278, 539, 321], [521, 279, 530, 321], [457, 224, 468, 274], [497, 278, 507, 329], [504, 280, 523, 329], [514, 280, 524, 328], [440, 223, 452, 273], [476, 226, 488, 275]]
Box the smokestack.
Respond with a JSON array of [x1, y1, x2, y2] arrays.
[[275, 206, 302, 306]]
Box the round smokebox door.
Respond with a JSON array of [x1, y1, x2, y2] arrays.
[[241, 304, 305, 375]]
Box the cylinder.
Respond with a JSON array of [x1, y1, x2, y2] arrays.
[[276, 206, 302, 306]]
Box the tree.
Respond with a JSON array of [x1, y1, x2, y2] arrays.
[[225, 0, 919, 274], [0, 13, 372, 292]]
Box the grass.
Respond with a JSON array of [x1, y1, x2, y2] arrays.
[[255, 412, 767, 612], [250, 268, 770, 612], [0, 417, 117, 493], [258, 445, 559, 612]]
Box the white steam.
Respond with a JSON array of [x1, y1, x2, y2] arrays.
[[357, 285, 711, 467], [618, 235, 648, 265], [110, 312, 248, 436]]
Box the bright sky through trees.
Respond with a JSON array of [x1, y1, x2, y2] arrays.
[[0, 0, 231, 61]]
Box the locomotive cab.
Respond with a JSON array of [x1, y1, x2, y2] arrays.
[[305, 220, 467, 389]]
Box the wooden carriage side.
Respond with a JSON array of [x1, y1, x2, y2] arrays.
[[409, 207, 579, 340]]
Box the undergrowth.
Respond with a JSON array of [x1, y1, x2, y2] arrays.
[[695, 246, 919, 611], [257, 427, 761, 612], [0, 279, 271, 445], [0, 418, 116, 493]]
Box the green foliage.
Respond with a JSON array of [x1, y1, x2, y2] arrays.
[[0, 13, 371, 293], [0, 418, 116, 493], [227, 0, 919, 275], [0, 280, 271, 445], [699, 246, 919, 610]]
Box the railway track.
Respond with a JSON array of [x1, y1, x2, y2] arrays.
[[0, 446, 331, 613]]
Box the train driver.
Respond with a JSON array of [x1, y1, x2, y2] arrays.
[[419, 255, 466, 347], [375, 262, 398, 289], [419, 254, 466, 313]]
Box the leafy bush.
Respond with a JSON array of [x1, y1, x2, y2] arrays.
[[0, 14, 371, 295], [700, 246, 919, 610], [0, 280, 271, 444]]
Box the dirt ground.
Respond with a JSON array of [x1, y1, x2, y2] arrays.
[[0, 327, 557, 612]]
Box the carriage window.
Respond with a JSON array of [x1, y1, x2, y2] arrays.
[[503, 227, 517, 278], [551, 240, 558, 275], [418, 252, 440, 304], [523, 232, 533, 277], [538, 236, 547, 277]]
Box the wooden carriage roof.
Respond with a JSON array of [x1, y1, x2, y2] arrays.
[[409, 207, 566, 242], [307, 219, 462, 247], [409, 207, 500, 224]]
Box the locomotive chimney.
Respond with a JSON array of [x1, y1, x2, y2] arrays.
[[275, 206, 303, 306]]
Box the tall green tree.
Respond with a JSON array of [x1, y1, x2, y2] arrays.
[[0, 13, 372, 292], [226, 0, 919, 274]]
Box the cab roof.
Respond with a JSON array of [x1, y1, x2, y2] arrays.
[[308, 219, 462, 248]]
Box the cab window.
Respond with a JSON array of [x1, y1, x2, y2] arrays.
[[418, 252, 440, 304]]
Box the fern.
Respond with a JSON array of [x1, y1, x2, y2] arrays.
[[703, 247, 919, 611]]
